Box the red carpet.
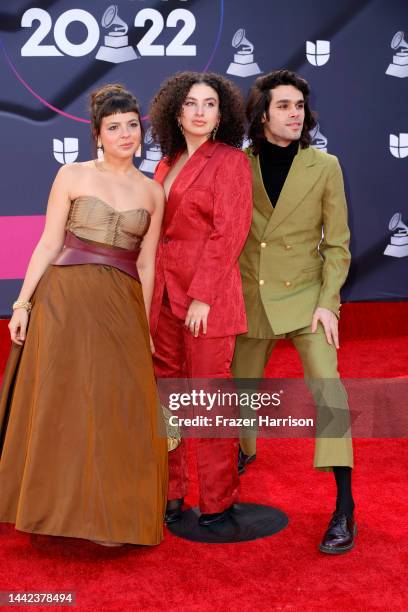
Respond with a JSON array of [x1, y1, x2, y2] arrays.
[[0, 303, 407, 611]]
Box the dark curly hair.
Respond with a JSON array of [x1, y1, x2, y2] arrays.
[[89, 83, 144, 141], [149, 71, 245, 161], [246, 70, 317, 154]]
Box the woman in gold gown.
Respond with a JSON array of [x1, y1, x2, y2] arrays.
[[0, 84, 167, 546]]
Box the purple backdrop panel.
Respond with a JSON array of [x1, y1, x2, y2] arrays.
[[0, 0, 407, 314]]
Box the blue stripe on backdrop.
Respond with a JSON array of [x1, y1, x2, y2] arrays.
[[0, 280, 24, 317]]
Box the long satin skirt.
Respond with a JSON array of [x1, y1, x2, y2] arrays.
[[0, 264, 167, 545]]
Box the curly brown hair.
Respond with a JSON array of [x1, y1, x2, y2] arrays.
[[89, 83, 144, 141], [149, 71, 245, 161], [246, 70, 317, 154]]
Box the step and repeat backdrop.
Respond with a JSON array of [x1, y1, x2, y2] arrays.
[[0, 0, 407, 315]]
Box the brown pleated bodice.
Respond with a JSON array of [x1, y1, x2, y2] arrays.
[[66, 196, 151, 250]]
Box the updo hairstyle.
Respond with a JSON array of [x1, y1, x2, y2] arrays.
[[89, 83, 144, 140]]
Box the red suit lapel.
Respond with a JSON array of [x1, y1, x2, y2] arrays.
[[157, 140, 219, 230]]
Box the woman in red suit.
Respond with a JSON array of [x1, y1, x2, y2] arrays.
[[149, 72, 252, 526]]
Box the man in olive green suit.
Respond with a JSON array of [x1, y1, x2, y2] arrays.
[[232, 70, 356, 554]]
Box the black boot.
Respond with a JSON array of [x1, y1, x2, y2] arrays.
[[199, 505, 233, 526], [164, 498, 184, 524], [319, 511, 357, 554], [319, 467, 356, 554], [238, 447, 256, 475]]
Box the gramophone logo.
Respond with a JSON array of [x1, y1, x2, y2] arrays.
[[139, 128, 162, 175], [306, 40, 330, 66], [53, 138, 79, 164], [242, 136, 251, 151], [310, 123, 328, 152], [389, 134, 408, 159], [226, 29, 261, 77], [386, 31, 408, 78], [95, 5, 137, 63], [384, 212, 408, 258]]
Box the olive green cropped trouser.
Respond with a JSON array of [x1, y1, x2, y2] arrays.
[[232, 325, 353, 470]]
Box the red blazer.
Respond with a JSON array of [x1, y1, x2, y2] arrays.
[[150, 139, 253, 339]]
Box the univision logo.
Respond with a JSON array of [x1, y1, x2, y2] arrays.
[[389, 134, 408, 159], [306, 40, 330, 66], [53, 138, 79, 164]]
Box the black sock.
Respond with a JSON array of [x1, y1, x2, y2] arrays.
[[333, 466, 355, 516]]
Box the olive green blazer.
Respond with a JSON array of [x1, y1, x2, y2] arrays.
[[239, 145, 351, 338]]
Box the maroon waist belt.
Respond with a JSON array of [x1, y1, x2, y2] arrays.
[[52, 231, 140, 281]]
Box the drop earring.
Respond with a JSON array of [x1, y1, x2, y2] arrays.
[[212, 121, 220, 141], [97, 140, 104, 161], [177, 119, 184, 136]]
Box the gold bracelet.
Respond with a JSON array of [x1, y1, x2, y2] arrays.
[[12, 300, 32, 313]]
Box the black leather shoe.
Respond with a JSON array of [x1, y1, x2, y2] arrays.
[[164, 498, 184, 524], [238, 447, 256, 475], [319, 511, 357, 554], [199, 505, 233, 526]]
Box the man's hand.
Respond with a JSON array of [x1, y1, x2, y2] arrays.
[[185, 299, 211, 337], [311, 307, 339, 349]]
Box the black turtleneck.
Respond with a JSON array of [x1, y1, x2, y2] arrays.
[[259, 139, 299, 207]]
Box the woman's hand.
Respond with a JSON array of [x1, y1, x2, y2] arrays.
[[8, 309, 29, 345], [185, 299, 210, 337]]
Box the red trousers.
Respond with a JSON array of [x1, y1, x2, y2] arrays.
[[153, 298, 240, 514]]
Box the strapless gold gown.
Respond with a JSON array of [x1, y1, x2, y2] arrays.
[[0, 197, 167, 545]]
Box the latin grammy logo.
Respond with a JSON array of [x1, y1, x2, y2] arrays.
[[226, 28, 261, 78], [139, 128, 162, 175], [385, 31, 408, 78], [389, 133, 408, 159], [384, 212, 408, 258], [306, 40, 330, 66], [95, 4, 138, 64], [53, 138, 79, 164], [241, 136, 251, 151], [310, 123, 328, 152]]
